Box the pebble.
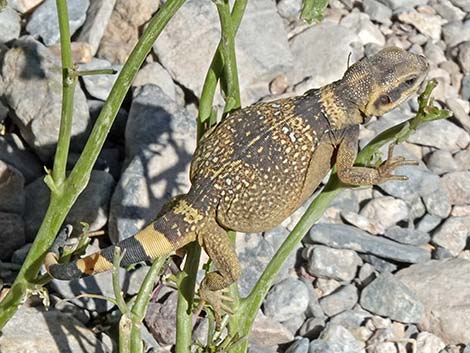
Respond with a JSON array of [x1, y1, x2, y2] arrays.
[[384, 226, 430, 246], [360, 196, 409, 234], [446, 98, 470, 132], [415, 332, 446, 353], [299, 317, 325, 339], [458, 42, 470, 74], [432, 0, 466, 21], [263, 277, 309, 322], [26, 0, 90, 46], [361, 254, 398, 273], [425, 150, 459, 175], [360, 272, 424, 323], [449, 0, 470, 12], [398, 11, 443, 42], [0, 212, 25, 260], [251, 312, 294, 346], [277, 0, 302, 22], [416, 214, 442, 233], [462, 75, 470, 101], [422, 188, 451, 218], [432, 216, 470, 255], [0, 306, 113, 353], [441, 171, 470, 206], [407, 119, 470, 152], [79, 58, 121, 100], [132, 61, 180, 103], [306, 245, 362, 282], [442, 20, 470, 48], [8, 0, 43, 13], [0, 161, 24, 215], [318, 324, 365, 353], [319, 284, 358, 317], [1, 37, 91, 161], [145, 291, 178, 345], [423, 41, 447, 66], [97, 0, 159, 63], [0, 6, 21, 43], [286, 338, 310, 353], [341, 11, 386, 46], [362, 0, 392, 25], [308, 223, 431, 263], [76, 0, 116, 56], [397, 258, 470, 344]]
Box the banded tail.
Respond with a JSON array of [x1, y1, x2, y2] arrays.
[[45, 203, 200, 280]]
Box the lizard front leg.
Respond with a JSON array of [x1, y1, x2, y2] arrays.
[[196, 220, 240, 325], [336, 125, 418, 186]]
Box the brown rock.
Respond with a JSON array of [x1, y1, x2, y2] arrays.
[[441, 171, 470, 205]]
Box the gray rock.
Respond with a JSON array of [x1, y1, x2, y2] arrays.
[[433, 0, 466, 21], [416, 214, 442, 233], [108, 85, 195, 243], [442, 20, 470, 48], [0, 6, 20, 43], [398, 11, 443, 42], [299, 317, 326, 339], [25, 170, 114, 241], [361, 254, 398, 273], [407, 195, 426, 220], [423, 41, 447, 66], [286, 338, 310, 353], [0, 212, 25, 260], [454, 148, 470, 169], [251, 312, 294, 346], [318, 324, 364, 353], [359, 196, 409, 234], [446, 98, 470, 133], [0, 161, 24, 215], [360, 272, 424, 323], [341, 11, 385, 46], [76, 0, 116, 55], [0, 306, 113, 353], [441, 171, 470, 206], [80, 58, 121, 100], [397, 258, 470, 344], [449, 0, 470, 11], [0, 134, 43, 183], [237, 227, 297, 297], [458, 42, 470, 74], [87, 99, 128, 143], [26, 0, 90, 46], [377, 0, 428, 10], [416, 332, 446, 353], [432, 216, 470, 256], [307, 245, 362, 282], [8, 0, 44, 13], [357, 262, 376, 286], [1, 37, 91, 162], [308, 223, 431, 263], [154, 0, 293, 105], [422, 188, 451, 219], [133, 62, 179, 102], [289, 22, 358, 89], [433, 246, 453, 260], [145, 291, 178, 345], [277, 0, 302, 21], [384, 226, 430, 246], [10, 243, 31, 265], [407, 119, 470, 153], [264, 277, 309, 322], [319, 285, 358, 317], [362, 0, 392, 25], [328, 308, 372, 330], [462, 75, 470, 101], [309, 340, 332, 353], [315, 278, 342, 297], [426, 150, 459, 175]]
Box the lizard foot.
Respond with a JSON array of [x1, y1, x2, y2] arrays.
[[195, 281, 235, 328], [376, 143, 418, 183]]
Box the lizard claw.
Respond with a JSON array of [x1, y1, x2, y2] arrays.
[[195, 281, 235, 328], [377, 143, 418, 183]]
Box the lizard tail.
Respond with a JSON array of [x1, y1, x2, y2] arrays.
[[45, 213, 198, 280]]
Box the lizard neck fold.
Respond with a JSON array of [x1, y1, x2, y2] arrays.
[[319, 83, 365, 130]]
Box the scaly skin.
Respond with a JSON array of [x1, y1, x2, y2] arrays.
[[45, 47, 429, 320]]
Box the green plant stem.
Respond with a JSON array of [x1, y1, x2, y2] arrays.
[[215, 0, 241, 113], [0, 0, 186, 331], [197, 0, 247, 138], [300, 0, 329, 24], [230, 80, 450, 353], [176, 242, 202, 353], [51, 0, 75, 189]]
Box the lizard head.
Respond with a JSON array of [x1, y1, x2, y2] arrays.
[[341, 47, 429, 118]]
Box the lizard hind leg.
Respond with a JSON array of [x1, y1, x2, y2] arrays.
[[196, 221, 240, 325]]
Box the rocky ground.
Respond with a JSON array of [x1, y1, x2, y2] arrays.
[[0, 0, 469, 352]]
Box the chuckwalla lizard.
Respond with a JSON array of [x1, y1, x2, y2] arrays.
[[46, 47, 429, 318]]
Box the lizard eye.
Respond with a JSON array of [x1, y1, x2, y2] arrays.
[[378, 95, 391, 105], [405, 76, 417, 86]]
